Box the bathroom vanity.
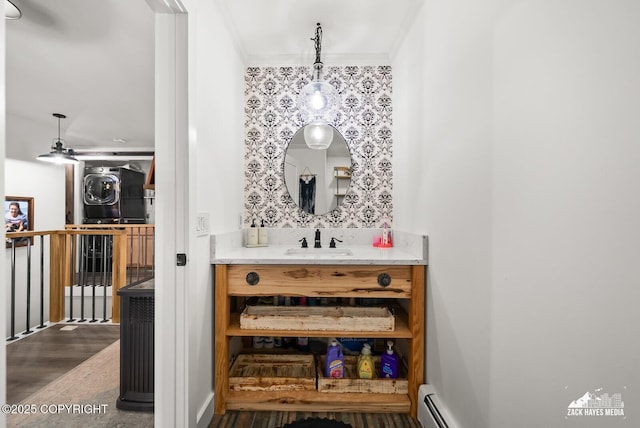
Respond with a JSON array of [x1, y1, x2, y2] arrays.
[[211, 229, 427, 417]]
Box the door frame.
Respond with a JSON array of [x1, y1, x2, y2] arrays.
[[145, 1, 190, 426]]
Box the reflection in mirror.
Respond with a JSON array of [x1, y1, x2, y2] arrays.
[[284, 125, 352, 215]]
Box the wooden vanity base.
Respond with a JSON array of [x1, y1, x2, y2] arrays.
[[214, 264, 425, 417], [225, 390, 411, 413]]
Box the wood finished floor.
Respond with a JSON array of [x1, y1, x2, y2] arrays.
[[210, 411, 422, 428], [6, 323, 120, 403]]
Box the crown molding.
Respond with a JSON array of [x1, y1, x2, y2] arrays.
[[246, 52, 391, 67]]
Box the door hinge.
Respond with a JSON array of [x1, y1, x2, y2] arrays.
[[177, 253, 187, 266]]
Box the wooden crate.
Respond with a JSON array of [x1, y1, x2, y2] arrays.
[[229, 354, 316, 392], [317, 356, 408, 394], [239, 305, 395, 332]]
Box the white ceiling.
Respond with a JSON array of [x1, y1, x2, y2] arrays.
[[6, 0, 155, 154], [5, 0, 420, 157], [217, 0, 422, 65]]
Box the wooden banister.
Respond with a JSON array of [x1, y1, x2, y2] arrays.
[[111, 231, 127, 322], [49, 228, 130, 323], [6, 227, 152, 324], [49, 232, 67, 322]]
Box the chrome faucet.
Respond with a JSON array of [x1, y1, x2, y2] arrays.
[[314, 229, 321, 248]]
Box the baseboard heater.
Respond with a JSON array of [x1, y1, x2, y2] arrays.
[[418, 384, 458, 428]]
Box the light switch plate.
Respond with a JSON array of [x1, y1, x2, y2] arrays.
[[196, 212, 210, 237]]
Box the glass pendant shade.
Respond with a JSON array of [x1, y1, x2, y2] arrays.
[[297, 80, 340, 123], [296, 23, 341, 127], [303, 120, 334, 150]]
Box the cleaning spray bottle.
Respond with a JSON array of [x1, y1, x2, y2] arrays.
[[357, 343, 374, 379], [325, 339, 344, 378], [380, 340, 399, 378]]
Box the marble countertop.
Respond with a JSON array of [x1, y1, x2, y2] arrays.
[[211, 228, 428, 265]]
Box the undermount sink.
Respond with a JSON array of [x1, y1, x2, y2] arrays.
[[284, 248, 353, 257]]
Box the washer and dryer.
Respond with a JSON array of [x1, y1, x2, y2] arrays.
[[83, 166, 145, 224]]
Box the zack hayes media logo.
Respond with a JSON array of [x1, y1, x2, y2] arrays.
[[567, 388, 625, 417]]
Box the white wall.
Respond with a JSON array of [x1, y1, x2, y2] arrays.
[[181, 0, 245, 426], [394, 1, 493, 426], [491, 1, 640, 426], [394, 1, 640, 427], [4, 160, 66, 337], [5, 113, 53, 163], [4, 160, 66, 230]]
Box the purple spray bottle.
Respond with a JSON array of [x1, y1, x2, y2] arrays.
[[325, 339, 344, 378]]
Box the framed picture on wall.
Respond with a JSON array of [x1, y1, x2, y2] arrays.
[[5, 196, 34, 247]]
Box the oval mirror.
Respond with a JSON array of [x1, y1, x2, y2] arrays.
[[284, 125, 352, 215]]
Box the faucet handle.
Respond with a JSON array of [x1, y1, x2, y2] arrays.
[[329, 237, 343, 248], [314, 229, 322, 248], [299, 237, 308, 248]]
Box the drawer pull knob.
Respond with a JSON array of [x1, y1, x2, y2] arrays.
[[246, 272, 260, 286], [377, 273, 391, 287]]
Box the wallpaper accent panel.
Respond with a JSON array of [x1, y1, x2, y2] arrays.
[[244, 65, 393, 228]]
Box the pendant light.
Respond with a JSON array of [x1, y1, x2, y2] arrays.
[[4, 0, 22, 19], [37, 113, 78, 165], [297, 23, 340, 150], [303, 120, 334, 150]]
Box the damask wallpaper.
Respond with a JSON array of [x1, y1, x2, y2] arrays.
[[244, 65, 393, 228]]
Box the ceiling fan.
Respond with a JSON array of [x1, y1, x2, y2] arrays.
[[5, 0, 21, 19]]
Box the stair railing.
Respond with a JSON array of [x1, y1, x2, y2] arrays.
[[5, 226, 154, 339]]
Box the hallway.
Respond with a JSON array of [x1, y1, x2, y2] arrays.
[[6, 324, 119, 403], [6, 323, 154, 427]]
